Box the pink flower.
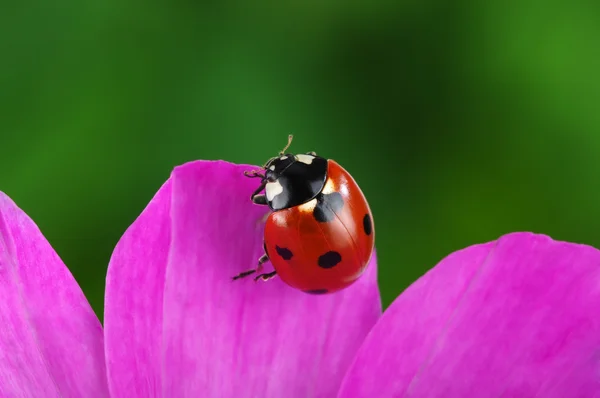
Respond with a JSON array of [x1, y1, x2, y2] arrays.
[[1, 160, 599, 397]]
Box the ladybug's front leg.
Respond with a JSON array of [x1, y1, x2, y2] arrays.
[[251, 195, 267, 205], [244, 170, 265, 179], [249, 182, 268, 206]]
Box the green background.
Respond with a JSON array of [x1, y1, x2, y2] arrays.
[[2, 1, 599, 318]]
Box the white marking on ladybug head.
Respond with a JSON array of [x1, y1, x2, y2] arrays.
[[296, 154, 314, 164], [269, 165, 275, 171], [265, 180, 284, 202], [280, 155, 288, 160]]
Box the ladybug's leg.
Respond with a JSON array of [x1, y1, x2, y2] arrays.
[[249, 182, 268, 206], [232, 269, 256, 280], [254, 270, 277, 282], [252, 195, 267, 205], [232, 253, 269, 281]]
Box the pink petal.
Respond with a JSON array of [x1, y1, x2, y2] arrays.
[[104, 160, 381, 398], [338, 232, 600, 397], [0, 192, 108, 396], [104, 179, 172, 397]]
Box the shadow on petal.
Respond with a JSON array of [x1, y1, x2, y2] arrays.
[[338, 232, 600, 397], [0, 192, 108, 396]]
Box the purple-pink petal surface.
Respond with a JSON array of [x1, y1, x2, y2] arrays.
[[104, 160, 381, 398], [339, 232, 600, 397], [0, 193, 108, 397]]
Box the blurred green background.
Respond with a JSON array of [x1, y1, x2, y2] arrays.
[[2, 1, 599, 318]]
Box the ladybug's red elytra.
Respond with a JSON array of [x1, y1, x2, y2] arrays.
[[233, 135, 375, 294]]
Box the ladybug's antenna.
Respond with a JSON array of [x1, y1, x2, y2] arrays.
[[252, 134, 295, 172], [279, 134, 294, 155]]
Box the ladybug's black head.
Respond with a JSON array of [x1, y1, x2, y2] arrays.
[[263, 153, 296, 181], [261, 152, 328, 211], [250, 135, 328, 211]]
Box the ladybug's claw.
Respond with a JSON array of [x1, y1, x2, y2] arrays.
[[254, 271, 277, 282], [244, 170, 265, 179]]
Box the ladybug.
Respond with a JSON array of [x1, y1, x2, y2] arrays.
[[233, 135, 375, 294]]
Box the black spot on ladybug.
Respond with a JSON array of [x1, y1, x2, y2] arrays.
[[363, 213, 372, 236], [275, 245, 293, 260], [304, 289, 329, 295], [318, 251, 342, 268], [313, 192, 344, 223]]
